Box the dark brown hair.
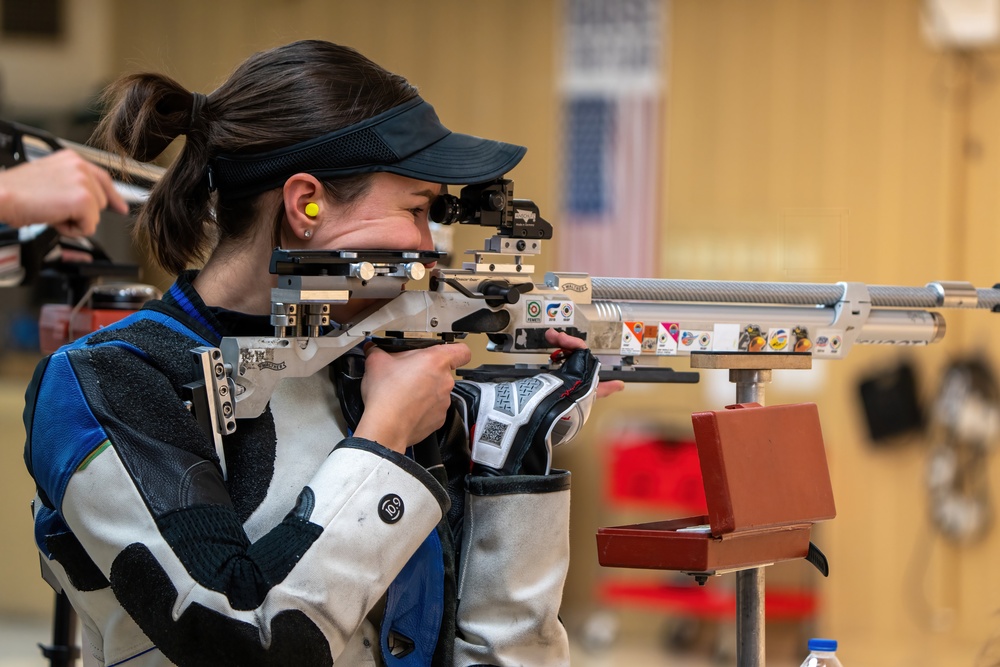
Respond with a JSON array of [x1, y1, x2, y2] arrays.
[[93, 40, 419, 274]]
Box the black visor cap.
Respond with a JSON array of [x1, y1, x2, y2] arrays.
[[209, 97, 527, 198]]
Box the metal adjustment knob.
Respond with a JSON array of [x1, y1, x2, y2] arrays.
[[305, 303, 330, 337], [271, 302, 298, 327], [351, 262, 376, 281], [404, 262, 426, 281]]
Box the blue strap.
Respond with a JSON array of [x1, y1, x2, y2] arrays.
[[380, 528, 444, 666], [34, 503, 68, 557]]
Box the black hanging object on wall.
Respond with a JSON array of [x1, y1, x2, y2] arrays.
[[857, 359, 924, 443]]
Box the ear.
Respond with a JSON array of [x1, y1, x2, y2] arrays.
[[282, 173, 325, 242]]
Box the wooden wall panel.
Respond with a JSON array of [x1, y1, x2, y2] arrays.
[[661, 1, 1000, 662]]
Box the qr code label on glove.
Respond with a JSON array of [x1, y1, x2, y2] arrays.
[[480, 418, 509, 447]]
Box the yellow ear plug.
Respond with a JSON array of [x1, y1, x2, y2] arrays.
[[305, 202, 319, 218]]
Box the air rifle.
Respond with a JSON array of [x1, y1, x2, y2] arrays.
[[7, 124, 1000, 452], [176, 178, 1000, 466]]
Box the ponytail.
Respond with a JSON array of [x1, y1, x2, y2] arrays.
[[93, 73, 215, 274]]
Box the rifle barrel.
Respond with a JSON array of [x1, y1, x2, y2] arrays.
[[591, 278, 1000, 310]]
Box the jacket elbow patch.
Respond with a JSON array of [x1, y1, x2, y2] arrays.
[[111, 543, 333, 667], [155, 504, 322, 611]]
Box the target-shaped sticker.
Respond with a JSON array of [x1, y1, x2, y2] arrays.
[[526, 300, 542, 323]]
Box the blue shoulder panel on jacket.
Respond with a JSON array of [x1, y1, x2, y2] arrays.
[[30, 350, 112, 511]]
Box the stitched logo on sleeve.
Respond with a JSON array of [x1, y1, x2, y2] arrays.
[[378, 494, 404, 524]]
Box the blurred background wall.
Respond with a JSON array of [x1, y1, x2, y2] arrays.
[[2, 0, 1000, 664]]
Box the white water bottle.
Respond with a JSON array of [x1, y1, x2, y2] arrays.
[[799, 638, 844, 667]]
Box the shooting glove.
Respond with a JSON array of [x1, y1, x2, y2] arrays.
[[452, 348, 601, 476]]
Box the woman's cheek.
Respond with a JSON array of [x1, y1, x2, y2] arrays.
[[392, 221, 426, 250]]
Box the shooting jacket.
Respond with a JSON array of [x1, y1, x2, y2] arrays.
[[24, 271, 572, 667]]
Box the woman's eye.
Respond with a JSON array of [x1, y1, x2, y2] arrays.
[[408, 207, 426, 217]]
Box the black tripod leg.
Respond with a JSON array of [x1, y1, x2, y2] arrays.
[[39, 591, 80, 667]]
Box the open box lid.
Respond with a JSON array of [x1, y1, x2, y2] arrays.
[[692, 402, 836, 536]]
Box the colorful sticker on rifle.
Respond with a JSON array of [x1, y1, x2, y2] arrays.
[[813, 329, 840, 356], [656, 322, 679, 355], [525, 299, 543, 324], [620, 322, 644, 355], [543, 300, 574, 325], [739, 325, 767, 352], [793, 326, 813, 352], [712, 323, 741, 352], [768, 328, 790, 351], [641, 324, 660, 353], [679, 329, 712, 351]]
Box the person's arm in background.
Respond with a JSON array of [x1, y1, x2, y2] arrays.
[[0, 150, 128, 236]]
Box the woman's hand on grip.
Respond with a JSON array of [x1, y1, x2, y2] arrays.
[[354, 342, 472, 454]]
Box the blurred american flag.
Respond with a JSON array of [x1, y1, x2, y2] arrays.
[[558, 0, 665, 279]]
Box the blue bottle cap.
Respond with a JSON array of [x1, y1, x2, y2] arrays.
[[808, 638, 838, 652]]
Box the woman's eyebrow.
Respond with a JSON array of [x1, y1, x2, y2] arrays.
[[410, 186, 443, 202]]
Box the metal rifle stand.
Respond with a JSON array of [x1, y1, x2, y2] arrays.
[[40, 591, 80, 667], [689, 352, 812, 667]]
